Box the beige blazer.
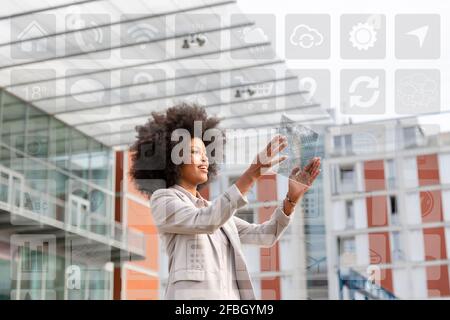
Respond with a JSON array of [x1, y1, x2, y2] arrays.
[[150, 183, 292, 300]]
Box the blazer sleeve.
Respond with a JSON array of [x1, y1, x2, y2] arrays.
[[233, 206, 292, 248], [150, 184, 248, 234]]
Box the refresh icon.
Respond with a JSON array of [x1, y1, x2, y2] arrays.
[[348, 75, 380, 108]]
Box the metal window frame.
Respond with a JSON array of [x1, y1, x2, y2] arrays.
[[101, 112, 331, 148], [0, 0, 237, 46], [28, 59, 286, 103], [5, 41, 270, 89], [57, 74, 299, 121], [70, 88, 311, 131], [90, 102, 324, 139], [1, 20, 255, 70], [0, 0, 103, 21]]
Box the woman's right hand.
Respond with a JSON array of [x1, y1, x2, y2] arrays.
[[235, 135, 288, 195], [249, 134, 288, 178]]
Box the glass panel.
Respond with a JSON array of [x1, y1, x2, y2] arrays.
[[344, 135, 353, 154], [70, 130, 89, 180], [339, 237, 356, 266], [65, 264, 110, 300], [345, 200, 354, 229], [389, 196, 399, 226], [403, 127, 418, 148], [333, 135, 342, 155], [11, 176, 22, 209], [23, 159, 48, 215], [1, 92, 26, 152], [49, 118, 70, 171], [26, 107, 49, 159], [89, 141, 111, 189], [235, 208, 254, 223], [16, 243, 58, 300], [88, 269, 109, 300], [340, 165, 355, 194], [88, 188, 110, 236], [0, 259, 11, 300], [0, 170, 8, 203], [47, 169, 69, 223], [49, 256, 65, 300], [66, 264, 87, 300], [386, 159, 396, 189]]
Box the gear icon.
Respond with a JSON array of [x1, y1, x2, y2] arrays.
[[349, 22, 377, 50]]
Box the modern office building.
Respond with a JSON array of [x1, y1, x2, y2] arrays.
[[324, 117, 450, 299], [0, 89, 146, 300]]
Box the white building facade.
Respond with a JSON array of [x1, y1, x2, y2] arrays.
[[324, 118, 450, 299]]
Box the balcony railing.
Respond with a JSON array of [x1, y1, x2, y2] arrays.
[[338, 268, 397, 300], [330, 132, 435, 158], [0, 164, 145, 259]]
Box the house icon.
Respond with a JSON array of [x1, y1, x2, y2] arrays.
[[17, 20, 48, 52]]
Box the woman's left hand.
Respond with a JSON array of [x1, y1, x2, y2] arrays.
[[287, 157, 321, 204]]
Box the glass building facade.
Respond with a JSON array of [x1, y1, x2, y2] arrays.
[[0, 89, 121, 299]]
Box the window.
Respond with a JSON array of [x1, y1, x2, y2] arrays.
[[49, 118, 70, 171], [0, 259, 11, 300], [403, 127, 418, 148], [341, 238, 355, 254], [344, 135, 353, 154], [26, 107, 49, 159], [1, 93, 26, 152], [345, 200, 354, 229], [389, 196, 399, 226], [339, 164, 355, 193], [235, 208, 255, 223], [339, 237, 356, 266], [333, 136, 342, 155], [70, 130, 89, 180], [333, 134, 353, 155]]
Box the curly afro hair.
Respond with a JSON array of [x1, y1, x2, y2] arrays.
[[129, 103, 224, 198]]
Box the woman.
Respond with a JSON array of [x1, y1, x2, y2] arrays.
[[130, 103, 321, 300]]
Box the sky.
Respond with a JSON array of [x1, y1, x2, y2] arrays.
[[237, 0, 450, 133]]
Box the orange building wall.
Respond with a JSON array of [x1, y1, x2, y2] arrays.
[[366, 196, 388, 228], [423, 227, 450, 297], [364, 160, 389, 227], [364, 160, 386, 191], [364, 160, 393, 292], [420, 190, 443, 223], [417, 154, 440, 186], [257, 174, 281, 300], [417, 154, 450, 297], [114, 151, 160, 300], [368, 232, 393, 292]]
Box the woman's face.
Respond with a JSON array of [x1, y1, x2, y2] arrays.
[[179, 137, 209, 186]]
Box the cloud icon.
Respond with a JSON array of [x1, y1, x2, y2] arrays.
[[242, 27, 269, 44], [290, 24, 324, 48]]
